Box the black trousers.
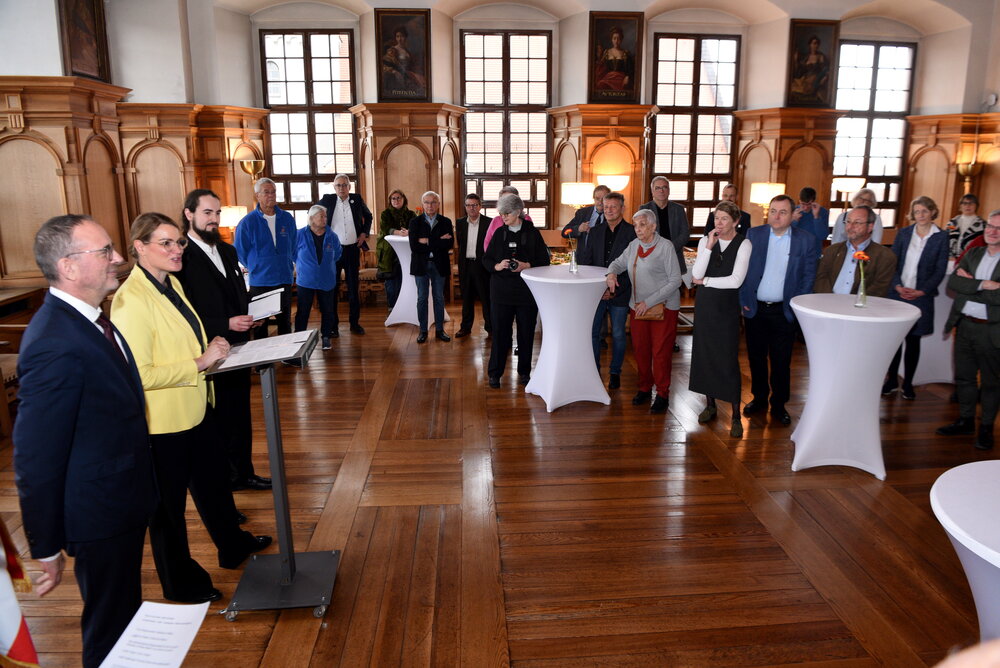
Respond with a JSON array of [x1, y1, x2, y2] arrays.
[[460, 258, 491, 332], [212, 369, 255, 482], [744, 303, 795, 410], [148, 410, 256, 600], [67, 526, 146, 668], [250, 283, 292, 337], [955, 318, 1000, 424], [488, 300, 538, 378], [335, 243, 361, 328]]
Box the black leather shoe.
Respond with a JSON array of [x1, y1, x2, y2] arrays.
[[455, 329, 471, 338], [771, 409, 792, 425], [609, 373, 621, 389], [901, 384, 916, 400], [881, 380, 898, 396], [488, 376, 501, 389], [219, 535, 273, 569], [975, 424, 994, 450], [518, 374, 530, 385], [350, 324, 366, 335], [937, 418, 975, 436], [673, 343, 680, 353], [436, 331, 451, 342], [331, 331, 340, 338], [417, 332, 428, 343], [236, 511, 248, 525], [232, 475, 272, 492], [742, 399, 765, 416], [167, 588, 222, 604], [650, 395, 668, 414], [632, 391, 652, 406]]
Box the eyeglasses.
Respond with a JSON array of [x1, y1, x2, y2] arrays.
[[985, 224, 1000, 232], [66, 244, 115, 261], [144, 238, 189, 250]]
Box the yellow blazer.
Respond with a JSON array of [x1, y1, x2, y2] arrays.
[[111, 268, 214, 435]]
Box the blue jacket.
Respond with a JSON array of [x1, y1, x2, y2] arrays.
[[739, 225, 818, 322], [296, 227, 343, 291], [889, 225, 949, 336], [234, 205, 297, 286], [792, 205, 828, 259], [14, 293, 156, 557]]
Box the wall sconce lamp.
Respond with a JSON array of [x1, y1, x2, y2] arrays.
[[749, 182, 786, 221]]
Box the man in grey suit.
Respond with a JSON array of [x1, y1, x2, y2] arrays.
[[936, 209, 1000, 450], [639, 176, 690, 275], [561, 184, 610, 249]]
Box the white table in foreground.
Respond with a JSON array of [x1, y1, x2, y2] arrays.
[[384, 235, 449, 328], [790, 293, 920, 480], [521, 265, 610, 412], [931, 461, 1000, 641]]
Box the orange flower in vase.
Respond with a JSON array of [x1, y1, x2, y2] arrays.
[[853, 251, 870, 307]]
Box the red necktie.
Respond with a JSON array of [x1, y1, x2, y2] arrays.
[[96, 314, 126, 361]]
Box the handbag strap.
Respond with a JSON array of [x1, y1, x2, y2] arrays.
[[631, 250, 639, 305]]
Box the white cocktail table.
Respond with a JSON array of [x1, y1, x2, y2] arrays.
[[912, 264, 954, 385], [384, 234, 449, 328], [931, 460, 1000, 641], [790, 293, 920, 479], [521, 265, 610, 412]]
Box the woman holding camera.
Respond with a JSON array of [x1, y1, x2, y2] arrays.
[[483, 193, 550, 388]]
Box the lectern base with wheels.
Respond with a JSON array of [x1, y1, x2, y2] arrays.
[[210, 330, 339, 620]]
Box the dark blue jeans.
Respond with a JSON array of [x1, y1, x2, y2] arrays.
[[415, 263, 446, 334], [295, 285, 337, 338], [592, 300, 629, 375]]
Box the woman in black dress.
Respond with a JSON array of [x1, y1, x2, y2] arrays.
[[689, 201, 752, 437]]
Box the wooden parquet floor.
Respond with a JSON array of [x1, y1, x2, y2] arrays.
[[6, 299, 999, 667]]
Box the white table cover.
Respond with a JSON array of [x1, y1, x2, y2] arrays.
[[931, 460, 1000, 641], [912, 263, 954, 385], [521, 265, 610, 412], [790, 293, 920, 479], [384, 234, 449, 328]]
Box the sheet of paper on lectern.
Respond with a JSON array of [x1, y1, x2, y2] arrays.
[[99, 601, 208, 667]]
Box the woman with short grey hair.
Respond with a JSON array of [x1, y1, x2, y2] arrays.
[[483, 193, 550, 388], [606, 208, 682, 413]]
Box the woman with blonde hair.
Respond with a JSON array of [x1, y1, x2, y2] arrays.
[[882, 196, 949, 399], [112, 212, 271, 603]]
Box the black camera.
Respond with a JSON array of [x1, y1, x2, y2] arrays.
[[507, 258, 519, 271]]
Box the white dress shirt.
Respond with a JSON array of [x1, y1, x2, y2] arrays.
[[465, 217, 481, 259], [189, 233, 226, 276], [331, 197, 357, 245], [900, 225, 939, 289]]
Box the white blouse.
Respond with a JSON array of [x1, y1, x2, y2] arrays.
[[692, 235, 752, 289]]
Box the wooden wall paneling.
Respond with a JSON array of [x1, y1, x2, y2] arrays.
[[548, 104, 654, 228], [0, 77, 130, 287], [784, 144, 829, 209], [193, 106, 266, 209], [118, 104, 200, 221], [0, 138, 65, 279], [908, 148, 952, 211], [83, 137, 126, 251], [352, 104, 465, 219], [553, 141, 579, 226]]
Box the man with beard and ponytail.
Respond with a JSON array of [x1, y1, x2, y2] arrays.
[[174, 189, 272, 495]]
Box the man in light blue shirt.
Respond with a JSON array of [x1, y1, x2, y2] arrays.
[[739, 194, 817, 425]]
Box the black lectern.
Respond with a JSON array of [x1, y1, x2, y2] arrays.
[[209, 330, 339, 621]]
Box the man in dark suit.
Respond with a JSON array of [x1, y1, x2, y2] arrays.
[[704, 183, 751, 236], [455, 193, 491, 338], [814, 205, 895, 296], [14, 215, 157, 667], [175, 189, 271, 493], [578, 191, 636, 389], [739, 194, 818, 425], [639, 176, 690, 275], [937, 209, 1000, 450], [409, 190, 454, 343], [316, 173, 373, 335], [561, 184, 610, 252]]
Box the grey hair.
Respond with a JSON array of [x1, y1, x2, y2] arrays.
[[307, 204, 327, 220], [632, 208, 658, 230], [34, 214, 94, 283], [333, 173, 350, 183], [254, 177, 277, 193], [421, 191, 441, 203], [499, 185, 519, 196], [988, 208, 1000, 220], [497, 193, 524, 216], [650, 176, 669, 189], [850, 205, 877, 225]]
